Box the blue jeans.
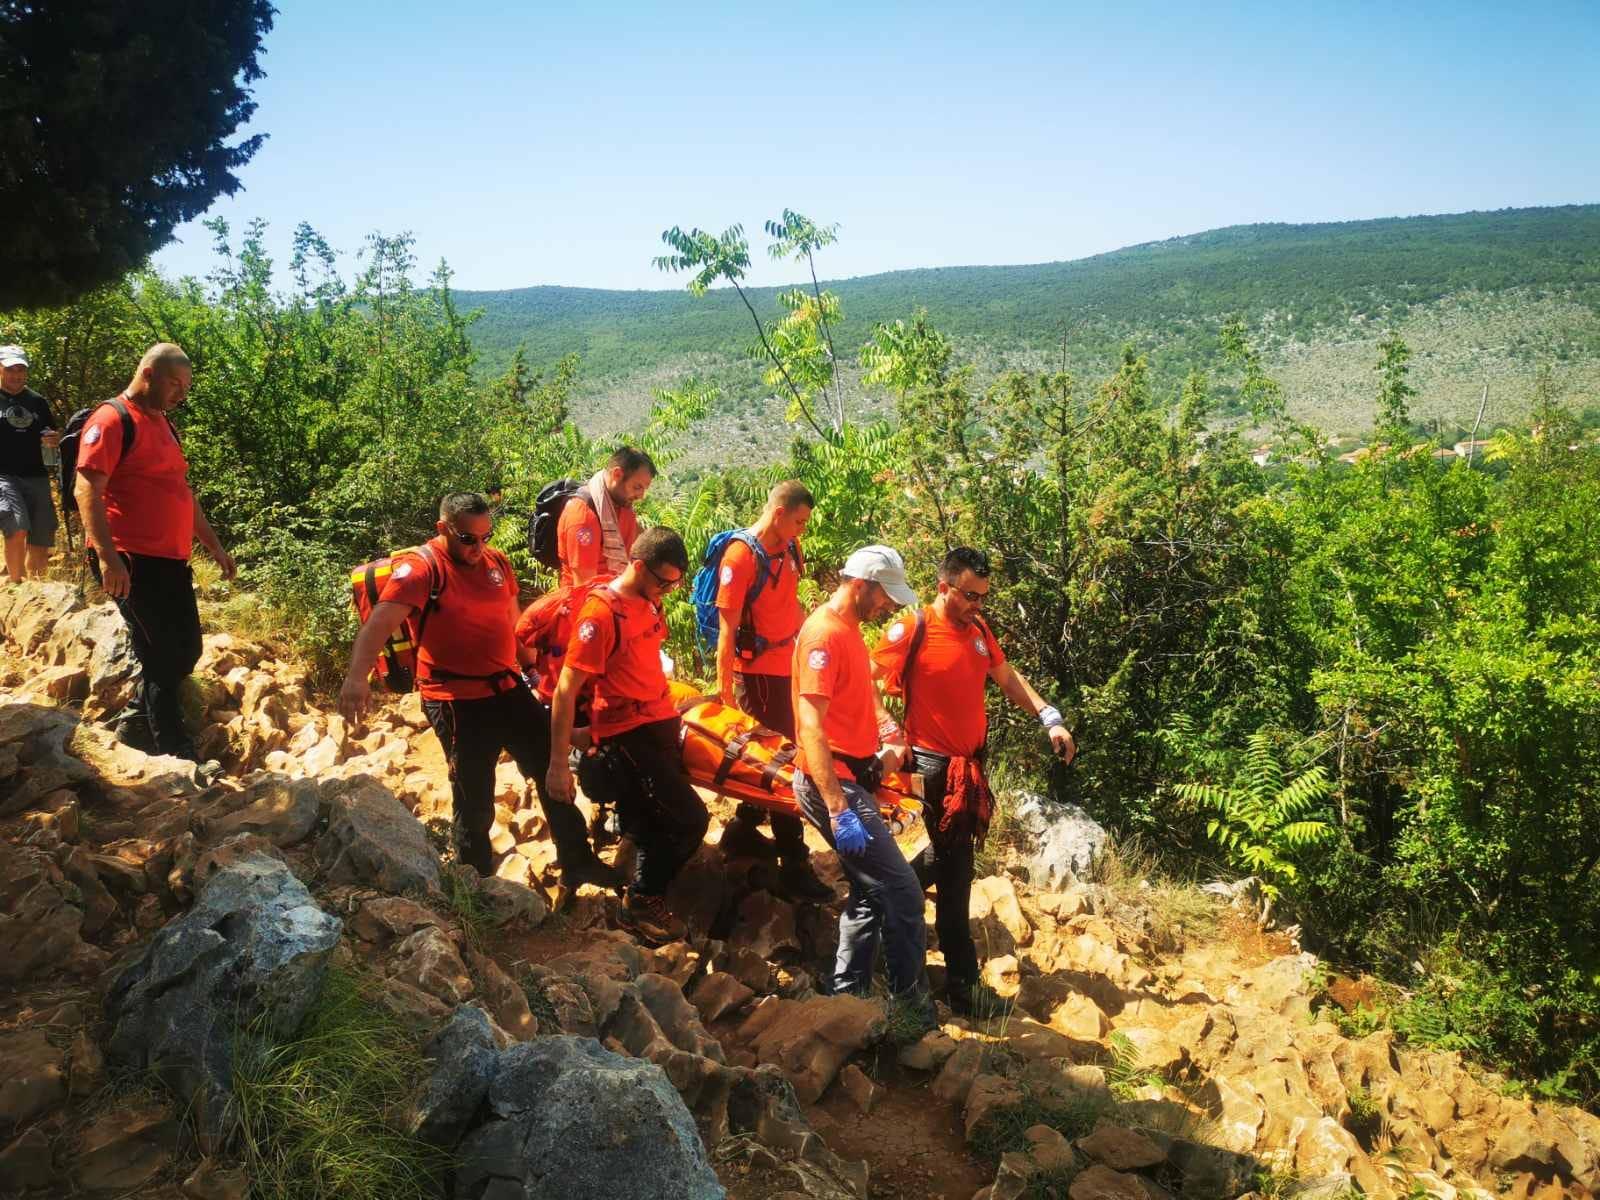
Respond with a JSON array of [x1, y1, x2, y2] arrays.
[[795, 772, 929, 1002]]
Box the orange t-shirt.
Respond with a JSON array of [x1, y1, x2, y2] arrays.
[[557, 495, 640, 586], [513, 578, 612, 702], [872, 606, 1006, 758], [76, 396, 194, 560], [791, 604, 879, 780], [562, 584, 677, 738], [379, 538, 519, 701], [715, 535, 804, 676]]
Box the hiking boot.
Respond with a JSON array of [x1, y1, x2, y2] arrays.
[[947, 981, 1015, 1021], [777, 856, 835, 903], [562, 855, 625, 894], [718, 814, 781, 860], [113, 716, 157, 754], [618, 892, 687, 946]]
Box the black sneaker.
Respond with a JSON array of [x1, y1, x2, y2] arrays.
[[777, 857, 836, 903], [947, 982, 1015, 1020], [618, 892, 687, 945], [719, 815, 781, 860]]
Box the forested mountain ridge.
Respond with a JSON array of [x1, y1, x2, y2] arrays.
[[461, 204, 1600, 449]]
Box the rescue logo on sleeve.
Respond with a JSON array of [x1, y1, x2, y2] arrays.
[[393, 562, 413, 580], [886, 621, 906, 643], [973, 635, 990, 656], [720, 564, 733, 585], [488, 567, 504, 586], [807, 648, 829, 671], [84, 426, 102, 445], [578, 619, 599, 642], [576, 526, 594, 545]]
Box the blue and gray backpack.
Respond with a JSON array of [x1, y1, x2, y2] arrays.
[[691, 530, 803, 668]]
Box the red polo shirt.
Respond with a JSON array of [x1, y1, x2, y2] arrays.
[[557, 496, 640, 586], [76, 396, 194, 560], [792, 604, 879, 781], [562, 584, 677, 738], [379, 537, 519, 701], [873, 607, 1006, 758], [715, 536, 804, 676]]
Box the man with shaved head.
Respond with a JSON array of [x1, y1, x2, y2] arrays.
[[75, 343, 235, 762]]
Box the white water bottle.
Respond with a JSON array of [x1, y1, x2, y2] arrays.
[[41, 428, 59, 469]]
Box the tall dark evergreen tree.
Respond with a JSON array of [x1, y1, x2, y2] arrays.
[[0, 0, 275, 308]]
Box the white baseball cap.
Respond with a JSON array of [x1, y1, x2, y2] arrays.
[[0, 346, 27, 368], [840, 544, 918, 607]]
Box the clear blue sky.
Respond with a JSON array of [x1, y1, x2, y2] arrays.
[[153, 0, 1600, 292]]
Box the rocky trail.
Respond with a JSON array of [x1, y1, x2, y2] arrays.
[[1, 580, 1596, 1200]]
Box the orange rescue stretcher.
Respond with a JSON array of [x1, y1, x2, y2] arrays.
[[669, 681, 927, 857]]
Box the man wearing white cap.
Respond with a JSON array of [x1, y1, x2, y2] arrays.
[[0, 345, 61, 582], [791, 544, 935, 1028]]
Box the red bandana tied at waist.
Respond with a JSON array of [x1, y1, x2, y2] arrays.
[[941, 755, 993, 846]]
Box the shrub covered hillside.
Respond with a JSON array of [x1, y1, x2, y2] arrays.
[[2, 208, 1596, 1111]]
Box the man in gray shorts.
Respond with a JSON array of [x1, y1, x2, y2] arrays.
[[0, 346, 60, 583]]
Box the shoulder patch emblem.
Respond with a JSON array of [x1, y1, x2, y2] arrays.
[[393, 562, 413, 580], [886, 621, 906, 643], [578, 619, 599, 642], [973, 635, 990, 656], [807, 648, 829, 671], [487, 567, 504, 586], [720, 563, 733, 586], [84, 425, 102, 445], [576, 526, 594, 545]]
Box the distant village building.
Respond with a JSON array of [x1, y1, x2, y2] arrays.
[[1454, 438, 1494, 458], [1251, 444, 1273, 467]]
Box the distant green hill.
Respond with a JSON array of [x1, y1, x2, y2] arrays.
[[458, 205, 1600, 458]]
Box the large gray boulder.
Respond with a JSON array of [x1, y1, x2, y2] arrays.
[[1009, 791, 1108, 890], [103, 853, 342, 1150], [417, 1024, 724, 1200], [315, 775, 440, 894]]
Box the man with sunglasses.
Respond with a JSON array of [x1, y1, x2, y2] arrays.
[[872, 546, 1076, 1019], [546, 526, 709, 945], [339, 492, 618, 886], [792, 544, 938, 1031]]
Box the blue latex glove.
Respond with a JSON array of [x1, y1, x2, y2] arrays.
[[830, 807, 872, 856]]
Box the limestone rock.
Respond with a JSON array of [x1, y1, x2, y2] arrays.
[[443, 1034, 724, 1200], [182, 1158, 250, 1200], [1009, 792, 1108, 890], [350, 895, 444, 943], [1197, 1074, 1265, 1155], [315, 775, 441, 894], [1077, 1123, 1166, 1170], [898, 1029, 959, 1072], [69, 1027, 105, 1098], [1050, 991, 1111, 1040], [75, 1105, 177, 1193], [103, 853, 342, 1151], [1069, 1164, 1148, 1200], [690, 971, 756, 1024], [196, 774, 321, 847], [933, 1039, 995, 1104], [0, 1029, 66, 1126], [739, 994, 886, 1105], [478, 876, 549, 928], [839, 1064, 879, 1114], [412, 1004, 508, 1148], [965, 1073, 1026, 1140], [0, 845, 88, 984], [466, 946, 538, 1040], [390, 926, 474, 1005], [730, 890, 801, 959], [0, 1126, 54, 1191], [971, 875, 1032, 952]]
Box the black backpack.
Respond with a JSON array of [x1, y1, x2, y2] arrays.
[[527, 479, 595, 570], [58, 397, 138, 506]]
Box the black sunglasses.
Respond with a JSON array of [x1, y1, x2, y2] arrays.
[[449, 522, 494, 545], [645, 562, 684, 592], [956, 586, 988, 604]]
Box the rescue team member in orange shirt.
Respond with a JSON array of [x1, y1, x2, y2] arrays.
[[75, 343, 236, 763], [557, 446, 655, 586], [873, 546, 1076, 1019], [714, 479, 833, 902], [546, 527, 708, 945], [792, 545, 936, 1030], [337, 492, 615, 883]]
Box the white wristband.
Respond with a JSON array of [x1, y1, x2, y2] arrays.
[[1038, 705, 1063, 730]]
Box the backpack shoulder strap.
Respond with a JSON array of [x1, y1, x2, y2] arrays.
[[106, 396, 138, 455], [410, 543, 447, 649], [901, 608, 929, 726]]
